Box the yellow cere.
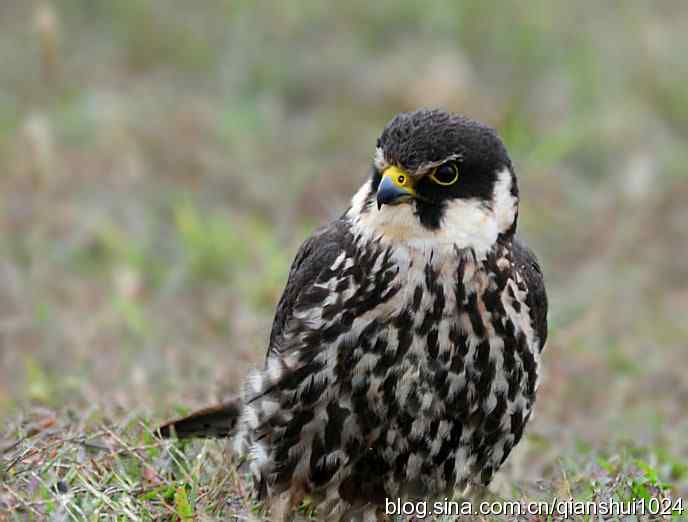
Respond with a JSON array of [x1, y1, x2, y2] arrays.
[[383, 165, 415, 191]]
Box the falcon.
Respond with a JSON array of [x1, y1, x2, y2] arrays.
[[159, 109, 548, 521]]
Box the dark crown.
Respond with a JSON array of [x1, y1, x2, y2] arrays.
[[377, 109, 512, 175]]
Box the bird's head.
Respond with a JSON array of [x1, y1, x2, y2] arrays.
[[348, 109, 519, 258]]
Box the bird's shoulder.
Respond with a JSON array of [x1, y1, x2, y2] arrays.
[[510, 237, 548, 348], [268, 217, 352, 355]]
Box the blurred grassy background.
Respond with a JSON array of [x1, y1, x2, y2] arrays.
[[1, 0, 687, 518]]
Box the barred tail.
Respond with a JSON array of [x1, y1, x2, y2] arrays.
[[157, 397, 242, 439]]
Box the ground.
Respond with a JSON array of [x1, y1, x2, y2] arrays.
[[1, 1, 687, 520]]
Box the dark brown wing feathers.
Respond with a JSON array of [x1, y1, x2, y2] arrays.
[[158, 228, 547, 442], [158, 219, 351, 439], [513, 237, 548, 348], [268, 219, 350, 356], [157, 397, 241, 439]]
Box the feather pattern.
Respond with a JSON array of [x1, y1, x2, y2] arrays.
[[158, 109, 548, 520]]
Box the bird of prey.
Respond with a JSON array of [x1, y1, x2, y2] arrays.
[[159, 109, 548, 521]]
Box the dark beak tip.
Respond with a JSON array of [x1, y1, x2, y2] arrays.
[[376, 175, 410, 210]]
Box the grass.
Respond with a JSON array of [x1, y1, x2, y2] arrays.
[[1, 0, 688, 519], [1, 420, 684, 520]]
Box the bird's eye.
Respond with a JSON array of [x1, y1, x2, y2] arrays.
[[430, 163, 459, 186], [397, 175, 405, 184]]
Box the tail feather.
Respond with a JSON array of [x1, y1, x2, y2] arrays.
[[157, 397, 242, 439]]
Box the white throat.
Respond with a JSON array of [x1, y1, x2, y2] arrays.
[[347, 168, 517, 261]]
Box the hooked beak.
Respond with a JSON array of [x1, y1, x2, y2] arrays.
[[376, 166, 416, 210]]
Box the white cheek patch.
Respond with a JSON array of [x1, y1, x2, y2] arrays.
[[493, 167, 518, 233], [349, 191, 498, 260], [355, 200, 423, 243], [347, 167, 518, 260], [348, 181, 427, 244], [437, 198, 498, 258]]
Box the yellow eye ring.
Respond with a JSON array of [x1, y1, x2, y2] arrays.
[[430, 163, 459, 186], [397, 175, 405, 184]]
